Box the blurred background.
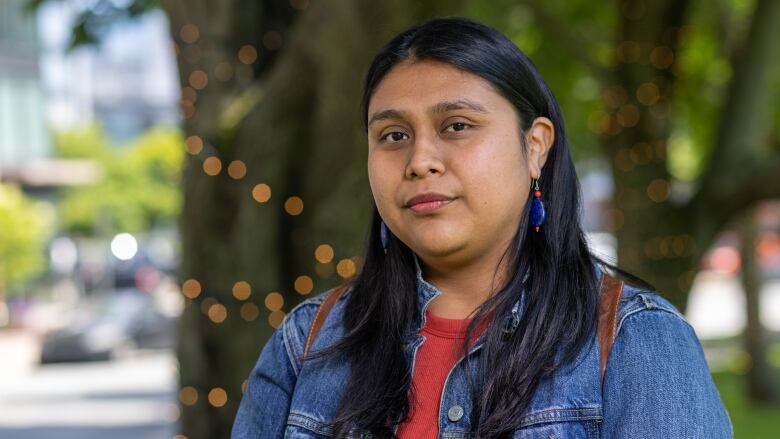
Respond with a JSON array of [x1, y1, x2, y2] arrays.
[[0, 0, 778, 438]]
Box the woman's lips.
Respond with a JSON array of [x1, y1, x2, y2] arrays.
[[408, 199, 454, 213]]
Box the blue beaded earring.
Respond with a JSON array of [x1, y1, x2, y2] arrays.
[[530, 178, 546, 232], [380, 220, 391, 253]]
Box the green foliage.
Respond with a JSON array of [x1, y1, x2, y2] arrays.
[[667, 1, 756, 181], [25, 0, 160, 51], [465, 0, 616, 166], [713, 365, 780, 438], [0, 184, 53, 292], [55, 124, 184, 235], [465, 0, 779, 181]]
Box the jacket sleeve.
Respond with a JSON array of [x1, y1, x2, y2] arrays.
[[600, 307, 733, 438], [231, 321, 297, 438]]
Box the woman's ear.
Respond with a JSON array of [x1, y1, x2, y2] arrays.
[[525, 117, 555, 179]]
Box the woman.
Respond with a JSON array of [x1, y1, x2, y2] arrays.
[[232, 16, 732, 438]]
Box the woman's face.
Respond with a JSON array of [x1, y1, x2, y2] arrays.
[[367, 59, 554, 269]]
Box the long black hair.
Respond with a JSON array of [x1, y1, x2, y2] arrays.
[[306, 16, 654, 438]]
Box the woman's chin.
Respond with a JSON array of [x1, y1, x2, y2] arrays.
[[410, 234, 467, 258]]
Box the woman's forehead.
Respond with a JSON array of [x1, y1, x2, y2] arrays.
[[367, 61, 508, 122]]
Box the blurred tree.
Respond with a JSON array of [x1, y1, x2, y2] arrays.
[[471, 0, 780, 312], [159, 2, 468, 437], [54, 124, 183, 235], [601, 0, 780, 311], [740, 205, 780, 403], [0, 183, 52, 324]]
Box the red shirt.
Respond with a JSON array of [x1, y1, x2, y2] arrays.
[[396, 309, 492, 438]]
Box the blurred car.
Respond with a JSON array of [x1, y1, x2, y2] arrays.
[[39, 288, 177, 363]]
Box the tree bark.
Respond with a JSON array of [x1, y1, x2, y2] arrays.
[[606, 0, 780, 311], [158, 1, 464, 437], [740, 205, 780, 403]]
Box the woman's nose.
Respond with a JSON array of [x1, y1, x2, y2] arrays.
[[405, 131, 445, 179]]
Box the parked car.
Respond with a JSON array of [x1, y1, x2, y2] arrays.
[[39, 288, 177, 363]]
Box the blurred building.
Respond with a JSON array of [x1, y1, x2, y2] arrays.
[[1, 0, 179, 191], [0, 0, 51, 169], [38, 1, 180, 142]]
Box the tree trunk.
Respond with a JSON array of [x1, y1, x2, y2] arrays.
[[158, 1, 464, 437], [740, 205, 780, 403], [605, 0, 693, 310], [607, 0, 780, 312]]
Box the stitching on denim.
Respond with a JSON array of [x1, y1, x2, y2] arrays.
[[518, 406, 603, 428], [282, 319, 300, 376], [281, 290, 335, 376], [287, 412, 333, 436], [615, 301, 691, 340]]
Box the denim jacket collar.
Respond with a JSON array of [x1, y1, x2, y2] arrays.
[[411, 252, 530, 339]]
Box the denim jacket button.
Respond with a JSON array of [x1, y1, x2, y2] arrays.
[[447, 405, 464, 422]]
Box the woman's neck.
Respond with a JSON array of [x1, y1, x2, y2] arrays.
[[420, 245, 512, 319]]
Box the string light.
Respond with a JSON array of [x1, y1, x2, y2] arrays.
[[182, 279, 201, 299], [208, 388, 227, 407], [646, 179, 669, 202], [294, 275, 313, 294], [336, 259, 356, 278], [189, 70, 208, 90], [240, 303, 260, 321], [238, 45, 258, 65], [180, 24, 199, 43], [636, 82, 660, 106], [184, 135, 203, 155], [232, 281, 252, 301], [203, 157, 222, 176], [314, 244, 334, 263], [285, 196, 304, 215], [264, 292, 284, 311], [208, 303, 228, 323], [179, 386, 198, 406], [252, 184, 271, 203], [268, 310, 285, 328], [227, 160, 247, 179]]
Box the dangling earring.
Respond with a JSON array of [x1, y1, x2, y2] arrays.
[[380, 220, 391, 253], [530, 177, 546, 233]]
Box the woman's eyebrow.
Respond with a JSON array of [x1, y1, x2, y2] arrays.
[[368, 99, 490, 127]]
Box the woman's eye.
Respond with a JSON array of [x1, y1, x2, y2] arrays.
[[379, 131, 409, 143], [445, 122, 473, 133]]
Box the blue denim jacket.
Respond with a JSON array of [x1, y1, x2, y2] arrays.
[[232, 255, 733, 438]]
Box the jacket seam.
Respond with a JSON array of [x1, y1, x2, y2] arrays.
[[287, 411, 333, 436], [518, 406, 603, 428], [282, 318, 301, 377], [282, 298, 323, 377], [281, 289, 350, 378], [615, 302, 690, 339]]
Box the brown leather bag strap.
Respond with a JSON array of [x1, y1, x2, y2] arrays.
[[302, 273, 625, 383], [597, 271, 624, 386], [302, 283, 349, 362]]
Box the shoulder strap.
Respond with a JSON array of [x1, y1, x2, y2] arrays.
[[302, 272, 625, 382], [302, 283, 350, 362], [597, 271, 624, 386]]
